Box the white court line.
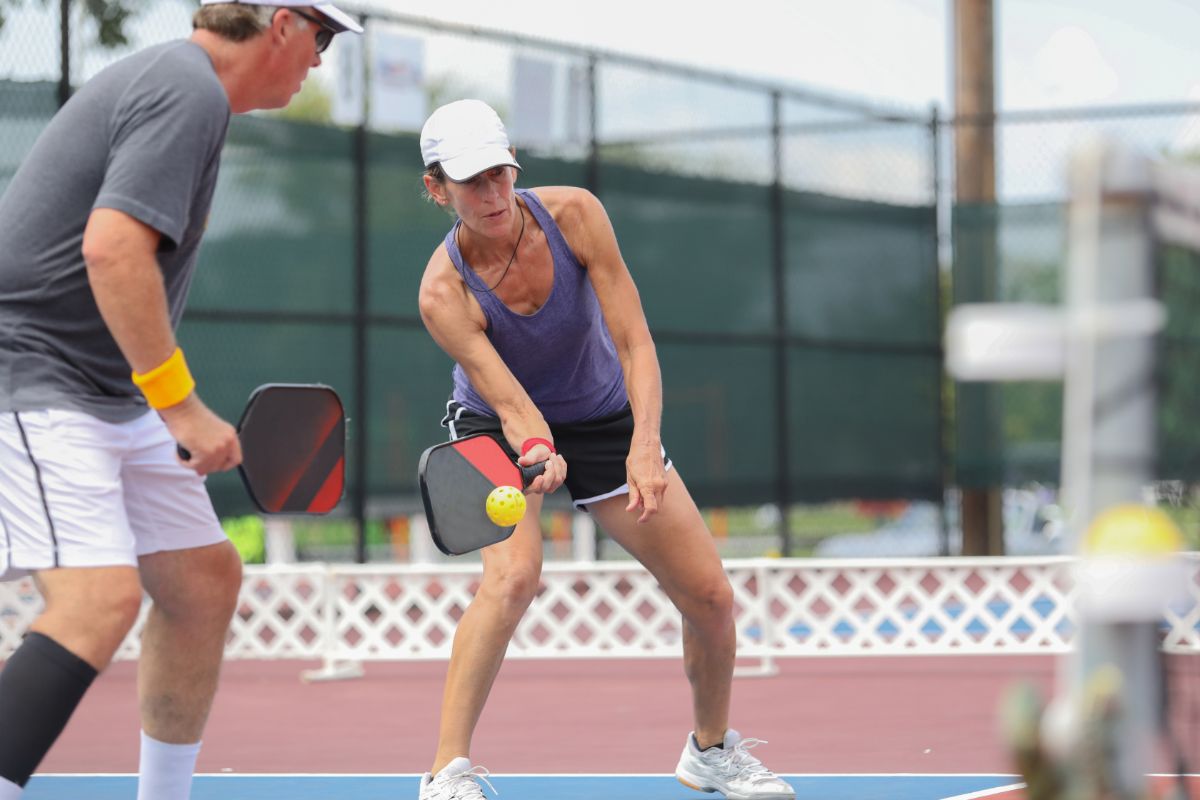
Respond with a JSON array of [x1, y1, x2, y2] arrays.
[[41, 772, 1024, 778], [940, 783, 1026, 800]]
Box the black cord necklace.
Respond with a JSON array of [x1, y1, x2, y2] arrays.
[[459, 203, 525, 293]]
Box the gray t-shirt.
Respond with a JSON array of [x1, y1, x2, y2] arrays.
[[0, 40, 230, 422]]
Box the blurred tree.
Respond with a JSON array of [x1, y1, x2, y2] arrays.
[[76, 0, 138, 47], [0, 0, 140, 48]]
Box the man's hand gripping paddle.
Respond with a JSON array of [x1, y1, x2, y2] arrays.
[[178, 383, 345, 514]]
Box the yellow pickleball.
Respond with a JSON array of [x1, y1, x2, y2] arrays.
[[1085, 504, 1183, 557], [485, 485, 526, 526]]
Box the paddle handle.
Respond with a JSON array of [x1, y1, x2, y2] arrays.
[[520, 460, 547, 489]]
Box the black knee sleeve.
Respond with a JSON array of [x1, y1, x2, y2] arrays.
[[0, 632, 97, 787]]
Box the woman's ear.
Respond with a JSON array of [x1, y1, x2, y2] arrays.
[[423, 174, 448, 206]]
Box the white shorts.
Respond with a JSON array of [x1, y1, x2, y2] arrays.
[[0, 408, 228, 580]]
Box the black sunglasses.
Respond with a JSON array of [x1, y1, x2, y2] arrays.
[[288, 7, 336, 54]]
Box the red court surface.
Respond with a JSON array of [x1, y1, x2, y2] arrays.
[[38, 655, 1070, 775]]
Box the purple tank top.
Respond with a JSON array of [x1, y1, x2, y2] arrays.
[[447, 189, 628, 423]]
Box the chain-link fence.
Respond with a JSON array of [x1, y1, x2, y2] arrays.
[[0, 2, 944, 561], [950, 104, 1200, 495], [3, 2, 1195, 560]]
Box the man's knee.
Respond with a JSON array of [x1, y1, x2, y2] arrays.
[[144, 543, 242, 621], [89, 577, 144, 634], [37, 567, 144, 657], [108, 580, 146, 633], [206, 544, 243, 603], [187, 544, 242, 617]]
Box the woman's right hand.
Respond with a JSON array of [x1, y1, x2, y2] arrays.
[[519, 443, 567, 495]]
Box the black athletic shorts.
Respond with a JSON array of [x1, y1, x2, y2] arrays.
[[441, 399, 672, 509]]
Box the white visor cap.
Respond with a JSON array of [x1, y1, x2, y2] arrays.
[[421, 99, 521, 182]]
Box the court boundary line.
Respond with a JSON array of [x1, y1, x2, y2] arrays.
[[940, 784, 1025, 800], [38, 772, 1024, 778]]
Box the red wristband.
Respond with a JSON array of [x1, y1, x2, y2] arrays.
[[520, 437, 555, 456]]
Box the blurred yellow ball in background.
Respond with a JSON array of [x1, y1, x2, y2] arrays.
[[486, 485, 526, 526], [1085, 504, 1183, 557]]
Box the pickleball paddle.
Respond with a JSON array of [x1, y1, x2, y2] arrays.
[[417, 433, 545, 555], [179, 383, 345, 514]]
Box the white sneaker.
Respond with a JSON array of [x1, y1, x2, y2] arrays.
[[418, 757, 497, 799], [675, 729, 795, 800]]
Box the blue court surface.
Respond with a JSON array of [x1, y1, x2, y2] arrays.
[[26, 773, 1024, 799]]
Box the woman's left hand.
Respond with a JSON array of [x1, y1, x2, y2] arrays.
[[625, 441, 667, 523]]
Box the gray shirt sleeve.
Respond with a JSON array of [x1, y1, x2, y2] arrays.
[[93, 57, 229, 249]]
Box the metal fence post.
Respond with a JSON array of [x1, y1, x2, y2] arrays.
[[769, 90, 791, 556], [931, 104, 950, 556], [352, 13, 370, 563], [585, 54, 599, 195], [57, 0, 70, 106]]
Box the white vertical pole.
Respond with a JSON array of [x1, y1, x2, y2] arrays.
[[571, 511, 596, 562], [409, 513, 437, 564], [1057, 140, 1160, 796], [300, 565, 364, 682], [733, 561, 779, 678], [263, 517, 296, 564]]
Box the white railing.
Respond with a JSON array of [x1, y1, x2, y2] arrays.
[[2, 556, 1197, 672]]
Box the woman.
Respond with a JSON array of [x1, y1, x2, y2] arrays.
[[415, 99, 794, 800]]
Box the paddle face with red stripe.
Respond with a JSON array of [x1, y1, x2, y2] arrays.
[[236, 384, 345, 514], [418, 433, 541, 556]]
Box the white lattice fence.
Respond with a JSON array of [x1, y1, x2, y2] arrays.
[[0, 564, 333, 661], [2, 556, 1198, 663], [764, 558, 1079, 655], [315, 562, 770, 662], [1165, 556, 1200, 653]]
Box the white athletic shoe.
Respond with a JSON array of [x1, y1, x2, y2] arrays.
[[418, 757, 497, 799], [675, 729, 795, 800]]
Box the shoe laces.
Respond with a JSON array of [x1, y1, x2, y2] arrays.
[[707, 737, 779, 785], [431, 764, 498, 799]]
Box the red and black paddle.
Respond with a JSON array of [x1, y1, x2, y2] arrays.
[[179, 383, 345, 514], [417, 433, 545, 555]]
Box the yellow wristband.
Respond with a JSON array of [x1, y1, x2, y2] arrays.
[[131, 347, 195, 409]]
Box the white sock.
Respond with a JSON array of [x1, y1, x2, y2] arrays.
[[136, 730, 201, 800], [0, 776, 22, 800]]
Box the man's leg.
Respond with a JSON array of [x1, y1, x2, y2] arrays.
[[115, 406, 242, 800], [135, 541, 241, 800], [0, 566, 143, 794]]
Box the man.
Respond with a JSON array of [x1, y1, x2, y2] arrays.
[[0, 2, 360, 798]]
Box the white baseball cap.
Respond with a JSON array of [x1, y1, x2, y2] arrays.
[[420, 99, 522, 182], [199, 0, 364, 35]]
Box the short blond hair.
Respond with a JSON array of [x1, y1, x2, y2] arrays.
[[192, 3, 279, 41]]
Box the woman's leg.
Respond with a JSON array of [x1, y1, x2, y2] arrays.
[[430, 493, 546, 773], [589, 470, 735, 747]]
